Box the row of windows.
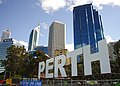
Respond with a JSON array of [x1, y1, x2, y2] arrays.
[[0, 42, 13, 59], [73, 4, 104, 53]]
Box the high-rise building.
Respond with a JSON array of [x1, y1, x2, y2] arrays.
[[73, 4, 104, 53], [48, 21, 65, 57], [1, 30, 11, 42], [28, 25, 40, 51], [34, 46, 48, 54], [0, 60, 5, 73], [0, 38, 23, 60]]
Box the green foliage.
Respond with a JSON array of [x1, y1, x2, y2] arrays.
[[114, 40, 120, 56], [5, 45, 26, 77], [4, 45, 48, 78], [114, 82, 120, 86], [23, 50, 49, 78], [0, 72, 4, 79], [114, 40, 120, 67]]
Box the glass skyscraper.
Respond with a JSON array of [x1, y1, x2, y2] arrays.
[[73, 4, 104, 53], [0, 38, 23, 60], [28, 25, 40, 51], [0, 38, 13, 60]]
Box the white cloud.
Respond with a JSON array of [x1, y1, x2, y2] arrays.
[[39, 0, 66, 13], [65, 43, 74, 52], [105, 35, 116, 43], [18, 41, 28, 49], [66, 0, 91, 10], [38, 0, 120, 13], [13, 39, 28, 50]]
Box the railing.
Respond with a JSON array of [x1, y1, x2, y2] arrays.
[[41, 78, 120, 86]]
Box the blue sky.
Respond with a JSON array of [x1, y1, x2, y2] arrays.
[[0, 0, 120, 51]]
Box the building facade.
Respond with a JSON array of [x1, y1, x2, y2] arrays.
[[34, 46, 48, 54], [48, 21, 65, 57], [1, 30, 11, 42], [54, 49, 68, 57], [28, 25, 40, 51], [0, 60, 5, 73], [73, 4, 104, 53], [0, 38, 23, 60], [54, 49, 70, 66], [0, 38, 13, 60]]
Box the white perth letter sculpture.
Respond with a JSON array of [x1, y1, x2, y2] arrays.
[[83, 39, 111, 75], [38, 39, 111, 79]]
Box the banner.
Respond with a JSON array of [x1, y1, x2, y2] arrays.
[[20, 80, 42, 86]]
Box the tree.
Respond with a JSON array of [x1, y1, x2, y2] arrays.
[[114, 40, 120, 67], [5, 45, 26, 77], [21, 50, 49, 78], [5, 45, 49, 78]]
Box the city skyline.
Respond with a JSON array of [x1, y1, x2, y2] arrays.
[[0, 0, 120, 51]]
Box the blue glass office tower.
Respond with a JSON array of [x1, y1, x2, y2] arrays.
[[73, 4, 104, 53], [0, 38, 23, 60]]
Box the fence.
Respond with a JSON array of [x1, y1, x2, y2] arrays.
[[41, 79, 120, 86]]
